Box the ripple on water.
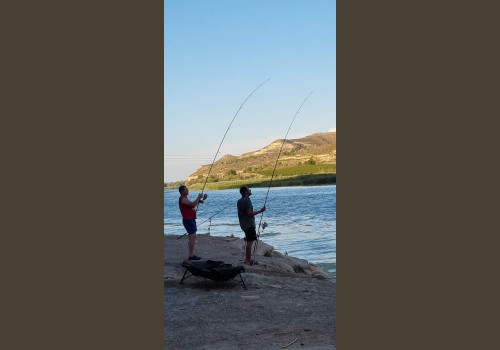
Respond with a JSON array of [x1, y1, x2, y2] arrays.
[[164, 185, 336, 276]]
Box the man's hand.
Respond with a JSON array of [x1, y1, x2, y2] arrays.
[[197, 193, 204, 204], [260, 205, 266, 213]]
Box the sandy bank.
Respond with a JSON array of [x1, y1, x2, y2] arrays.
[[164, 234, 336, 350]]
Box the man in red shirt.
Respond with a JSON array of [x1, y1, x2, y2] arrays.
[[178, 185, 204, 260]]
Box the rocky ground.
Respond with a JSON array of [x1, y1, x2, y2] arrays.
[[164, 234, 336, 350]]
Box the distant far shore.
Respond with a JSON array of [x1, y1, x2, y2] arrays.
[[164, 173, 336, 191]]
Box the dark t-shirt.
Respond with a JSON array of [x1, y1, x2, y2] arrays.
[[237, 196, 255, 230]]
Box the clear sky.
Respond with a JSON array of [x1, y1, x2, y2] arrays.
[[164, 0, 336, 182]]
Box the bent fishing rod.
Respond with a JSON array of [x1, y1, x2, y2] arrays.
[[195, 79, 270, 212], [252, 91, 314, 260]]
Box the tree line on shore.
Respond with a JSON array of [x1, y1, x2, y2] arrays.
[[164, 172, 336, 191]]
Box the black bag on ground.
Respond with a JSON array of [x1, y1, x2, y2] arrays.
[[180, 259, 246, 289]]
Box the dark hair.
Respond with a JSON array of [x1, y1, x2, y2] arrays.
[[178, 185, 187, 194], [239, 186, 248, 196]]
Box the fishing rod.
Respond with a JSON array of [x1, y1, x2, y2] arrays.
[[176, 202, 234, 239], [195, 79, 270, 212], [252, 91, 314, 261]]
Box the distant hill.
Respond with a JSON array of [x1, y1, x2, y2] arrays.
[[185, 132, 336, 185]]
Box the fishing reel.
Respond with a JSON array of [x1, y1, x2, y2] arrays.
[[260, 222, 268, 230], [199, 193, 208, 204]]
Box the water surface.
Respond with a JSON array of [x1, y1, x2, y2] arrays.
[[164, 185, 336, 277]]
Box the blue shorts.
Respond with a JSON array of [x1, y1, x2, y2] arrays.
[[182, 219, 197, 234]]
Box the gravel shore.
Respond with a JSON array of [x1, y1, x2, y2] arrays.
[[164, 234, 336, 350]]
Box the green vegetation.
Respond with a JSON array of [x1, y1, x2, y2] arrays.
[[255, 163, 336, 177], [164, 180, 184, 189], [164, 162, 337, 190], [283, 145, 302, 156], [207, 175, 219, 183], [164, 132, 337, 191], [166, 173, 335, 191], [181, 174, 221, 185]]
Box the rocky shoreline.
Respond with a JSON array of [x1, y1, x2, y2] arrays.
[[164, 234, 336, 350]]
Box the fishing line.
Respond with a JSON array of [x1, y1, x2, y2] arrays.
[[252, 91, 314, 261], [176, 202, 234, 239], [195, 79, 270, 212], [177, 80, 270, 240]]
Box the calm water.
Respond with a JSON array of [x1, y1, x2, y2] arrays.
[[164, 185, 336, 277]]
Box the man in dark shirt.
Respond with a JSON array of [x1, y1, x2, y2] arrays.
[[237, 186, 266, 265]]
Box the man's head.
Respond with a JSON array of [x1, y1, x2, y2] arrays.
[[178, 185, 188, 195], [239, 186, 251, 197]]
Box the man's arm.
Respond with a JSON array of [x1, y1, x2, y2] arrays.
[[246, 205, 266, 217], [181, 193, 203, 208]]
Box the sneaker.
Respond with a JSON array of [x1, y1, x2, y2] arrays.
[[188, 255, 201, 260]]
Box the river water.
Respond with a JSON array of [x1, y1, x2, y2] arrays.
[[164, 185, 336, 277]]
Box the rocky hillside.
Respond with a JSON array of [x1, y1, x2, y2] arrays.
[[186, 132, 336, 183]]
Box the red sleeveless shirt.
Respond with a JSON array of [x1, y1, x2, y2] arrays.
[[179, 195, 196, 220]]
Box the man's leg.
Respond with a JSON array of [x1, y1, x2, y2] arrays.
[[245, 240, 253, 264], [188, 233, 197, 257]]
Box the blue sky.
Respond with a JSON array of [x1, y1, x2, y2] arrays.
[[164, 0, 336, 182]]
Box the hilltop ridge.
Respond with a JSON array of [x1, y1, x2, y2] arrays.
[[186, 132, 336, 184]]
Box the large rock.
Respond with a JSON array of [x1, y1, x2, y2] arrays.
[[266, 253, 331, 279], [228, 238, 275, 257], [226, 237, 331, 279]]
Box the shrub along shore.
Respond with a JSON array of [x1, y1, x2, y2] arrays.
[[164, 172, 336, 191]]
